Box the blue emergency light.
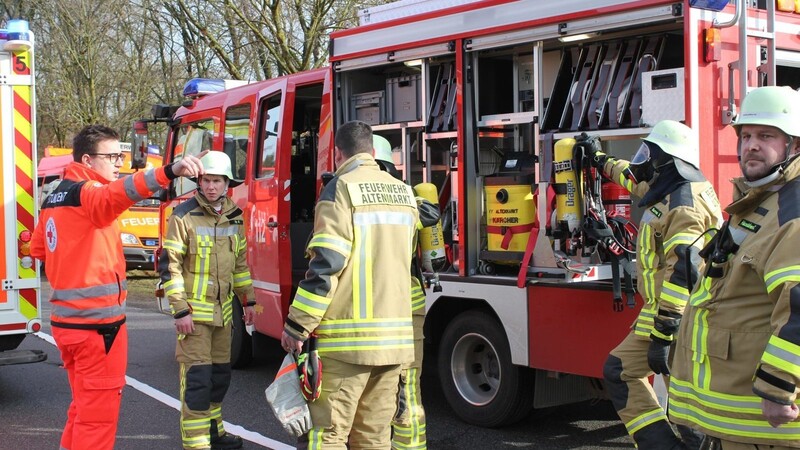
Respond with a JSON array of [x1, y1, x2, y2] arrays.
[[689, 0, 730, 12], [1, 19, 32, 51], [182, 78, 227, 99]]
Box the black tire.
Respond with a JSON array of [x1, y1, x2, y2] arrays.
[[230, 300, 253, 369], [438, 310, 535, 427]]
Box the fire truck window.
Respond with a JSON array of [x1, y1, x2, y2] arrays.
[[258, 94, 282, 179], [172, 118, 216, 197], [224, 103, 251, 183]]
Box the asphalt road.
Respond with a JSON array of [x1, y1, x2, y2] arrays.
[[1, 279, 636, 449]]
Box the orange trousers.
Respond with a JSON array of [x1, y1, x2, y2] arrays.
[[53, 324, 127, 450]]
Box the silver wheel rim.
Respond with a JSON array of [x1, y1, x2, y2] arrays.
[[449, 332, 501, 406]]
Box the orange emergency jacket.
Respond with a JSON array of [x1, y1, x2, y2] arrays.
[[31, 162, 172, 329]]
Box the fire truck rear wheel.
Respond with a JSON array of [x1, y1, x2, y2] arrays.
[[230, 300, 253, 369], [438, 310, 534, 427]]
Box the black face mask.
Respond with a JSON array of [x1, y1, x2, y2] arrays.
[[629, 142, 668, 184]]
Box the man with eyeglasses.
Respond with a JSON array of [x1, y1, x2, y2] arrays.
[[30, 124, 207, 450]]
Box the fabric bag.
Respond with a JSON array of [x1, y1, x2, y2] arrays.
[[265, 352, 313, 437]]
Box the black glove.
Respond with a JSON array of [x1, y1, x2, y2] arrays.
[[647, 336, 672, 375], [576, 132, 606, 168]]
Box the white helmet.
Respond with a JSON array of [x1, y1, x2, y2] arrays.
[[630, 120, 703, 183], [373, 135, 393, 164], [199, 151, 241, 187]]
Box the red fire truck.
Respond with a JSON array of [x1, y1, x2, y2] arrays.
[[133, 0, 800, 427]]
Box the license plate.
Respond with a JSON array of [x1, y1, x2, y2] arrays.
[[145, 239, 157, 246]]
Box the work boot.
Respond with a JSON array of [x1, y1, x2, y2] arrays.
[[210, 422, 243, 450]]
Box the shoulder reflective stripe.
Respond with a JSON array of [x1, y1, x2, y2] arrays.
[[143, 169, 160, 193], [51, 281, 126, 300], [353, 211, 416, 226], [765, 266, 800, 293], [163, 239, 187, 253], [293, 287, 332, 316], [762, 336, 800, 375], [52, 303, 125, 319], [309, 233, 352, 256], [625, 407, 667, 435], [195, 226, 239, 237], [123, 175, 146, 202]]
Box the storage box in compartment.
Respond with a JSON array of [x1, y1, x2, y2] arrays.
[[641, 68, 684, 126], [386, 75, 422, 122], [352, 91, 385, 125]]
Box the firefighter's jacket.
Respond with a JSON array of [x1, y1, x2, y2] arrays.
[[31, 162, 173, 329], [670, 157, 800, 446], [602, 158, 722, 341], [285, 153, 419, 366], [159, 193, 254, 326]]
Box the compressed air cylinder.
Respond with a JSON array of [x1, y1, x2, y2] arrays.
[[553, 138, 582, 233], [413, 183, 447, 272]]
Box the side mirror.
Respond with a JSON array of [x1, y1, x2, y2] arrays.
[[131, 120, 149, 170]]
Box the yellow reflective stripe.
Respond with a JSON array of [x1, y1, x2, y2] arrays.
[[689, 277, 712, 307], [669, 379, 800, 439], [663, 233, 698, 253], [765, 266, 800, 293], [307, 427, 324, 449], [616, 171, 634, 192], [222, 293, 233, 325], [353, 225, 367, 319], [164, 238, 187, 254], [363, 226, 374, 319], [660, 280, 689, 307], [192, 235, 212, 298], [652, 329, 674, 342], [316, 337, 415, 353], [187, 299, 214, 321], [164, 278, 184, 296], [689, 308, 712, 388], [639, 224, 657, 300], [762, 336, 800, 375], [293, 287, 332, 317], [233, 271, 252, 287], [625, 407, 667, 435], [182, 417, 211, 429], [308, 233, 352, 257], [633, 301, 656, 337]]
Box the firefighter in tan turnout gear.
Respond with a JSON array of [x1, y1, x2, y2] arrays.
[[159, 151, 255, 450], [669, 86, 800, 449], [281, 121, 418, 449], [373, 134, 437, 449], [581, 120, 722, 449]]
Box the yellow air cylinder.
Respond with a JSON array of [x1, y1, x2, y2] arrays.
[[485, 183, 536, 252], [414, 183, 447, 272], [553, 138, 582, 234]]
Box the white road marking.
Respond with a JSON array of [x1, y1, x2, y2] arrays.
[[35, 331, 294, 450]]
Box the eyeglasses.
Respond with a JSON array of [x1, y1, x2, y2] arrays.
[[88, 152, 126, 163]]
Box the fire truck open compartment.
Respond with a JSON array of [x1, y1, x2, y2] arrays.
[[334, 7, 693, 278]]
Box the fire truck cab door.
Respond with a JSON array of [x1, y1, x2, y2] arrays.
[[249, 79, 295, 339]]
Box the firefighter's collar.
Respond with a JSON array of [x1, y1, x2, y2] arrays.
[[335, 153, 378, 176]]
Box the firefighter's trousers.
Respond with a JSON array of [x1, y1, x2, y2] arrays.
[[54, 323, 127, 450], [392, 315, 426, 450], [177, 322, 232, 450], [299, 357, 401, 450], [604, 331, 686, 449]]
